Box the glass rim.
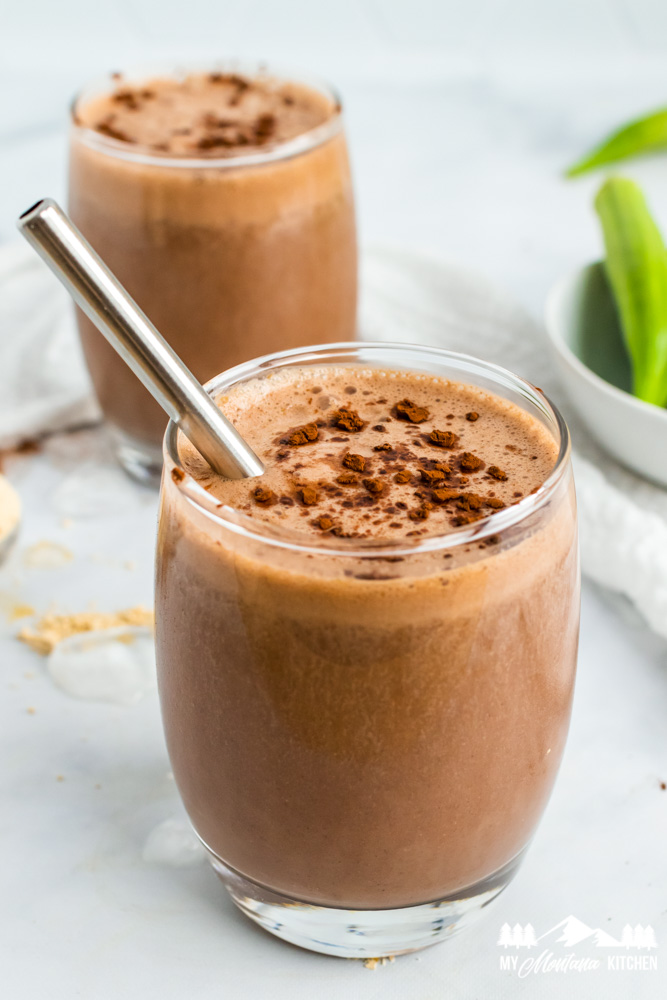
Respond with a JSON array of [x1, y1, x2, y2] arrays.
[[163, 342, 572, 559], [69, 60, 344, 169]]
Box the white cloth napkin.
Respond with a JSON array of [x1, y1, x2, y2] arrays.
[[1, 240, 666, 639], [0, 241, 100, 446]]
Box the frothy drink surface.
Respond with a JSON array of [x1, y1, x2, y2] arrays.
[[182, 366, 558, 540], [77, 72, 333, 155], [157, 365, 579, 909]]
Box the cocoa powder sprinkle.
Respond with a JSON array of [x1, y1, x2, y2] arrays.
[[429, 429, 458, 447], [419, 465, 450, 484], [331, 408, 365, 432], [430, 488, 459, 504], [452, 511, 484, 525], [394, 399, 430, 423], [456, 492, 485, 511], [460, 451, 484, 472], [252, 486, 277, 506], [297, 486, 319, 506], [336, 472, 359, 485], [96, 121, 132, 142], [254, 113, 276, 142], [362, 478, 385, 495], [283, 422, 319, 446], [342, 453, 366, 472], [111, 88, 140, 110]]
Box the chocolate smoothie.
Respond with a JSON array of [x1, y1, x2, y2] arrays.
[[69, 69, 357, 474], [155, 350, 579, 919]]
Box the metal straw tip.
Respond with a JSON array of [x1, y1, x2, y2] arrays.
[[18, 199, 49, 222]]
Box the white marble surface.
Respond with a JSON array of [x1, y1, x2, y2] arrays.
[[1, 2, 667, 996]]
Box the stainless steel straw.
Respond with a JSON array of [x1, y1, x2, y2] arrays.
[[17, 199, 264, 481]]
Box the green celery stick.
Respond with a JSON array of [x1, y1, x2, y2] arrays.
[[567, 107, 667, 178], [595, 177, 667, 407]]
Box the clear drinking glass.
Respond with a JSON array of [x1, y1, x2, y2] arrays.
[[68, 65, 357, 484], [155, 343, 580, 958]]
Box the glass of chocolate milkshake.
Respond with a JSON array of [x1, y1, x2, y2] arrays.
[[155, 343, 579, 958], [69, 66, 357, 483]]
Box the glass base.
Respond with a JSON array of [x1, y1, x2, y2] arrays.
[[206, 848, 522, 958], [108, 425, 163, 487]]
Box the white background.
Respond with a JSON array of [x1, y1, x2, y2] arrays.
[[1, 1, 667, 997], [5, 0, 667, 313]]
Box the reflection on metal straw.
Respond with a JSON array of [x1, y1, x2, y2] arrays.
[[17, 198, 264, 481]]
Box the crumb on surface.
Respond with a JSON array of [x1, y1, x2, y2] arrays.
[[23, 541, 74, 569], [7, 602, 35, 622], [17, 605, 154, 655], [362, 956, 395, 970]]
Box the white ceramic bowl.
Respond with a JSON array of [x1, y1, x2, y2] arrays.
[[545, 261, 667, 487]]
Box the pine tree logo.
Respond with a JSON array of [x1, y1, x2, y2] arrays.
[[497, 923, 513, 948], [498, 917, 658, 950], [497, 923, 538, 948], [621, 924, 658, 950]]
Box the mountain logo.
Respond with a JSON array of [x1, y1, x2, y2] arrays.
[[498, 916, 658, 951]]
